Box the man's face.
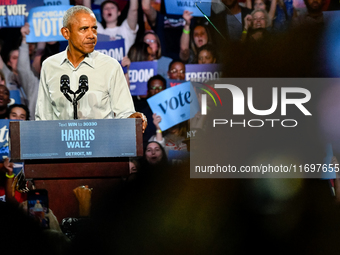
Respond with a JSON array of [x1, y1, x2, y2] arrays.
[[306, 0, 324, 12], [0, 85, 10, 108], [62, 12, 98, 56], [9, 107, 27, 120], [222, 0, 238, 8], [168, 62, 185, 80], [148, 79, 165, 97]]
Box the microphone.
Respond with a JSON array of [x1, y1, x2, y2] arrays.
[[60, 74, 72, 102], [76, 75, 89, 101]]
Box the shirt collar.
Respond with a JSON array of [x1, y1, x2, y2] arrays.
[[60, 46, 95, 69]]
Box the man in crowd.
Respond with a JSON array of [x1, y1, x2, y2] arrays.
[[168, 60, 186, 81], [0, 85, 11, 119], [35, 6, 146, 131], [293, 0, 325, 26]]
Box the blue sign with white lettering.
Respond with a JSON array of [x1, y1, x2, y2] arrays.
[[95, 40, 125, 61], [0, 119, 10, 160], [9, 90, 21, 105], [185, 63, 223, 82], [43, 0, 69, 5], [0, 0, 43, 28], [129, 61, 158, 96], [147, 81, 199, 131], [26, 5, 72, 43], [18, 119, 137, 159], [164, 0, 211, 17]]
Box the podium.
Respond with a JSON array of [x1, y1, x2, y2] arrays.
[[10, 118, 143, 221]]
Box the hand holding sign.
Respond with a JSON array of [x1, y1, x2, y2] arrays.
[[152, 113, 162, 130]]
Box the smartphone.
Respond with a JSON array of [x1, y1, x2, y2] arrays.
[[27, 189, 49, 229]]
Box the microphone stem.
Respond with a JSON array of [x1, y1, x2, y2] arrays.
[[73, 94, 78, 120]]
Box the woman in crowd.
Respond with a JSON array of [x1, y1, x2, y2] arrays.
[[97, 0, 139, 53], [197, 44, 217, 64], [144, 141, 168, 167], [143, 31, 162, 61], [246, 0, 277, 20], [243, 9, 272, 42], [149, 114, 188, 158], [179, 11, 212, 64], [246, 0, 296, 31]]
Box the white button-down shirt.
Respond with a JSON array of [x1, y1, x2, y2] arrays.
[[35, 47, 135, 120]]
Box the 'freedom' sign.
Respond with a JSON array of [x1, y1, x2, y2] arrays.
[[26, 5, 72, 43], [129, 61, 158, 96], [95, 40, 125, 62], [147, 81, 199, 131]]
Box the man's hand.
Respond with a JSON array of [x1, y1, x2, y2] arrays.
[[128, 112, 147, 133]]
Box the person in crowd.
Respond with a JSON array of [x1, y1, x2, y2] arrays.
[[209, 0, 252, 42], [0, 49, 25, 102], [128, 42, 153, 62], [197, 44, 217, 64], [137, 75, 166, 148], [144, 141, 168, 167], [245, 0, 277, 21], [243, 9, 272, 42], [17, 23, 41, 120], [292, 0, 324, 27], [272, 0, 296, 31], [143, 31, 161, 60], [168, 60, 186, 81], [8, 104, 30, 121], [180, 11, 213, 64], [142, 31, 172, 79], [0, 69, 6, 86], [97, 0, 139, 53], [35, 5, 146, 132], [149, 113, 188, 157], [142, 0, 185, 59], [0, 158, 15, 204], [0, 85, 11, 119]]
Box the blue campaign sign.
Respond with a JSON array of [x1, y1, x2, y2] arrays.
[[164, 0, 211, 17], [129, 61, 158, 96], [95, 40, 125, 62], [26, 5, 72, 43], [9, 90, 21, 105], [0, 0, 43, 28], [0, 119, 10, 160], [185, 63, 223, 82], [147, 81, 199, 131], [44, 0, 69, 5]]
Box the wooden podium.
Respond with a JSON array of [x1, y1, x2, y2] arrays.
[[10, 119, 143, 222]]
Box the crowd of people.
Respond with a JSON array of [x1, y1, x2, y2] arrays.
[[0, 0, 340, 253]]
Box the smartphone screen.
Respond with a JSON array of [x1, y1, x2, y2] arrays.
[[27, 189, 49, 229]]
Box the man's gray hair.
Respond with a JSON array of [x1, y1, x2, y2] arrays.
[[63, 6, 94, 28]]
